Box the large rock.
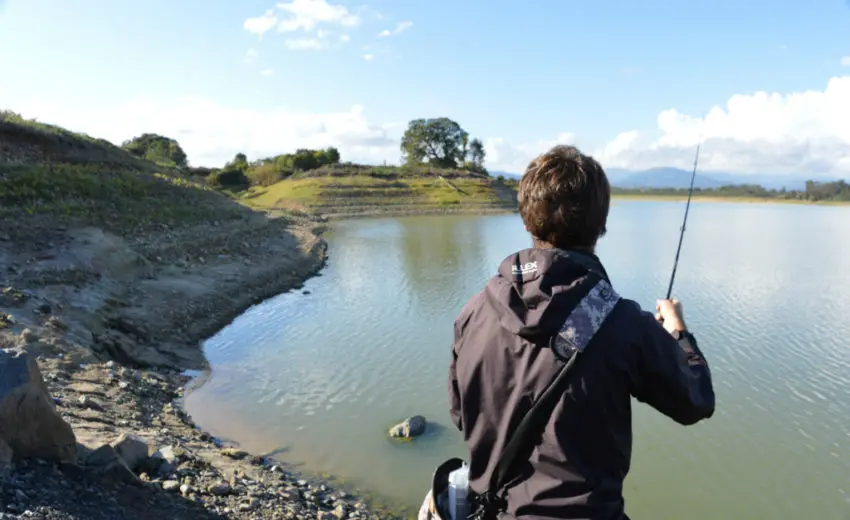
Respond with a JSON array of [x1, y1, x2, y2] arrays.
[[85, 444, 142, 486], [111, 433, 149, 471], [0, 349, 77, 463], [389, 415, 427, 439]]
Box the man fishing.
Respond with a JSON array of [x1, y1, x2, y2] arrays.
[[447, 145, 716, 519]]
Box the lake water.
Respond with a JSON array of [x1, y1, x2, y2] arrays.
[[184, 201, 850, 519]]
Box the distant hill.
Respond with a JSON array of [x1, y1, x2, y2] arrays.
[[613, 167, 723, 189], [493, 164, 846, 191], [489, 170, 523, 181]]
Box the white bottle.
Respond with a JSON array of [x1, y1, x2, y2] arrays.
[[447, 462, 470, 520]]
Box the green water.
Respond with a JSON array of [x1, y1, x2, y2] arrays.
[[185, 200, 850, 519]]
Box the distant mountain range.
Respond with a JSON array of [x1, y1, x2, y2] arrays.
[[490, 168, 845, 191]]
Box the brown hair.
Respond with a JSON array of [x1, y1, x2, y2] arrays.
[[518, 144, 611, 250]]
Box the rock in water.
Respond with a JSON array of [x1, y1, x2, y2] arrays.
[[389, 415, 427, 439], [0, 349, 77, 463]]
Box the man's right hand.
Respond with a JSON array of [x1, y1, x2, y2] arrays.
[[656, 299, 687, 335]]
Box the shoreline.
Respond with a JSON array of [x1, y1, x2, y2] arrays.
[[317, 205, 518, 221], [1, 210, 409, 519]]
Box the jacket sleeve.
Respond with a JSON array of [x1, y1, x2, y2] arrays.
[[449, 344, 463, 432], [630, 310, 716, 425], [449, 291, 483, 433]]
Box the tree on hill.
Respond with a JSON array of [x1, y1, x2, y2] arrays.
[[401, 118, 473, 169], [121, 133, 188, 168], [469, 138, 486, 168], [225, 152, 249, 172]]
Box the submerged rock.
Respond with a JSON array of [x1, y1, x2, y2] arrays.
[[389, 415, 427, 439], [0, 348, 77, 463]]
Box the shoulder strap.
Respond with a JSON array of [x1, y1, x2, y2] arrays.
[[483, 273, 622, 505]]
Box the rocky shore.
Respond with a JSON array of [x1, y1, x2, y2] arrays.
[[0, 212, 405, 519]]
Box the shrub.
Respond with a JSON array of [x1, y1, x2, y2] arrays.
[[208, 168, 249, 188]]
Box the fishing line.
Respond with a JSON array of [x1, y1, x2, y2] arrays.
[[665, 136, 702, 300]]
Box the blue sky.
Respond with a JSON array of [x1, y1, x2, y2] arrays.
[[1, 0, 849, 175]]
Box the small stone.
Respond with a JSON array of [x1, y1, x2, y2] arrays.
[[46, 316, 68, 331], [208, 481, 231, 496], [78, 395, 104, 411], [20, 329, 37, 343], [118, 381, 130, 390], [180, 483, 193, 497], [220, 447, 249, 460], [162, 480, 180, 492], [14, 490, 28, 502]]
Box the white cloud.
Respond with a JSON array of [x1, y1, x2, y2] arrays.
[[4, 97, 401, 168], [377, 21, 412, 37], [841, 56, 850, 67], [260, 69, 274, 76], [275, 0, 360, 33], [363, 54, 373, 61], [245, 1, 360, 50], [484, 133, 577, 174], [594, 75, 850, 176], [6, 75, 850, 177], [244, 10, 278, 37]]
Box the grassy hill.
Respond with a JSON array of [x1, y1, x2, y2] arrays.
[[0, 112, 519, 230], [0, 111, 259, 240], [234, 165, 519, 219]]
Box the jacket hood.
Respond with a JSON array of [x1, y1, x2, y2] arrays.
[[484, 248, 611, 342]]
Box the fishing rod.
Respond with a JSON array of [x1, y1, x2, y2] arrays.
[[665, 141, 701, 300]]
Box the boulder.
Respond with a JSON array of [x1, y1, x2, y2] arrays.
[[0, 348, 77, 463], [111, 433, 149, 471], [389, 415, 427, 439], [85, 444, 142, 486]]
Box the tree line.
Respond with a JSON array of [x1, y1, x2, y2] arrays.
[[119, 116, 489, 189], [613, 180, 850, 202]]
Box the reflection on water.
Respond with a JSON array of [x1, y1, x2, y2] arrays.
[[185, 202, 850, 519]]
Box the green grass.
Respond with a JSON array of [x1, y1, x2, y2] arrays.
[[0, 110, 156, 171], [236, 174, 516, 215], [0, 164, 252, 235]]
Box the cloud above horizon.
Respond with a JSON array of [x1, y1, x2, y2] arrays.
[[593, 75, 850, 177], [244, 0, 360, 50], [4, 76, 850, 178], [377, 21, 412, 38]]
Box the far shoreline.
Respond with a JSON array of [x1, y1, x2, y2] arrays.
[[610, 193, 850, 206]]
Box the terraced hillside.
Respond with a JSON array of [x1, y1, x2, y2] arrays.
[[237, 172, 519, 219], [0, 112, 326, 369]]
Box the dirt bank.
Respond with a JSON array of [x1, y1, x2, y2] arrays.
[[1, 212, 405, 519]]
